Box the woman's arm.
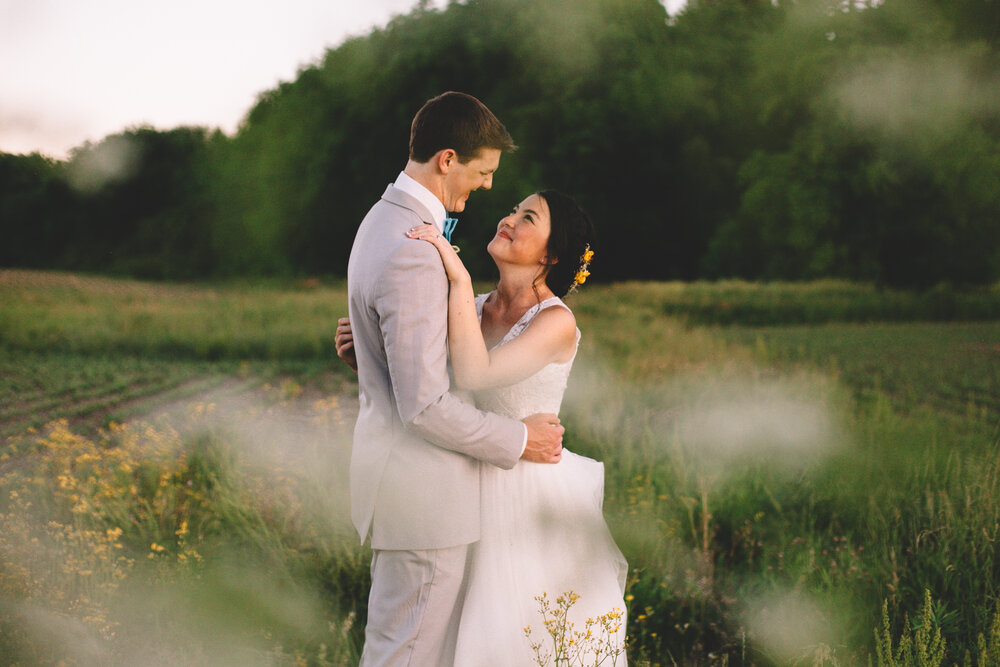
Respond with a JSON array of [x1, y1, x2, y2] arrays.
[[406, 225, 577, 391]]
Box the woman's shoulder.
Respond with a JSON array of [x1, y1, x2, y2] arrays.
[[530, 298, 578, 337], [528, 299, 579, 363], [537, 296, 574, 319]]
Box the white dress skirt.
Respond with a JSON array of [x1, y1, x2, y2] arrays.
[[453, 295, 628, 666]]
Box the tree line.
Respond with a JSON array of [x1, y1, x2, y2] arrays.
[[2, 0, 999, 288]]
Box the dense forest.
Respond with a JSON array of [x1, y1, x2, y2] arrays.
[[2, 0, 999, 288]]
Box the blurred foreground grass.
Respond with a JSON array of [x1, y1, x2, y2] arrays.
[[2, 270, 999, 665]]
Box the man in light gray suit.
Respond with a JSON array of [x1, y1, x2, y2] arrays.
[[341, 92, 565, 666]]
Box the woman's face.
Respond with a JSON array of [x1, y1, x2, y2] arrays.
[[487, 194, 552, 267]]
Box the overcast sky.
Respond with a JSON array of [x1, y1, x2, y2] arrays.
[[1, 0, 687, 159]]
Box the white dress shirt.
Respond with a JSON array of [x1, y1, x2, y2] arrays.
[[394, 171, 448, 232]]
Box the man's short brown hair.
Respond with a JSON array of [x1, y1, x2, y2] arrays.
[[409, 91, 516, 163]]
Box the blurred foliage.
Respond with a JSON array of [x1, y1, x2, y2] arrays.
[[2, 0, 999, 287]]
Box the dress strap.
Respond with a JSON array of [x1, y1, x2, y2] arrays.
[[475, 292, 491, 320], [505, 297, 572, 341], [516, 297, 566, 328], [537, 296, 570, 313], [478, 293, 575, 349]]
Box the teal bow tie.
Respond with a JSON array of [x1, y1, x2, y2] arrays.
[[442, 216, 458, 242]]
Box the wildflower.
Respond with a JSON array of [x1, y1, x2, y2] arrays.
[[567, 244, 594, 294]]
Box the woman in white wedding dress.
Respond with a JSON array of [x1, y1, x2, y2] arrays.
[[404, 190, 628, 665]]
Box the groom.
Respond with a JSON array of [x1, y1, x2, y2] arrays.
[[343, 91, 565, 666]]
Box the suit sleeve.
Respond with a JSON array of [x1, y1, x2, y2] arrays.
[[375, 240, 525, 469]]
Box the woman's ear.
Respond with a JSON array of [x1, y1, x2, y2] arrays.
[[540, 255, 558, 265]]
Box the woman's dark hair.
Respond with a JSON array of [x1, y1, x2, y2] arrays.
[[410, 91, 516, 163], [537, 190, 597, 298]]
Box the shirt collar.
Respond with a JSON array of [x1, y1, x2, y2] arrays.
[[394, 171, 448, 232]]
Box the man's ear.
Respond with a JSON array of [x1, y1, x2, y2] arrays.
[[436, 149, 457, 173]]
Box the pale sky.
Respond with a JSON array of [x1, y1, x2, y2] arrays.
[[1, 0, 687, 159]]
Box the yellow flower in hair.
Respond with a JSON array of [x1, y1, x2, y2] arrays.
[[567, 244, 594, 294]]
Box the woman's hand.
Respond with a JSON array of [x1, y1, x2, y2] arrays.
[[406, 224, 471, 285], [335, 317, 358, 373]]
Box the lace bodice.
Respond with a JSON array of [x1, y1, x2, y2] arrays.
[[472, 293, 580, 420]]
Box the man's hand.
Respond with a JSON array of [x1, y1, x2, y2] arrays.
[[521, 413, 564, 464], [335, 317, 358, 373]]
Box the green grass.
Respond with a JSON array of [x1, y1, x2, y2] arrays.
[[0, 350, 353, 440], [2, 270, 1000, 665], [601, 280, 1000, 327], [566, 283, 1000, 664], [0, 350, 221, 437], [713, 321, 1000, 419], [0, 269, 348, 359]]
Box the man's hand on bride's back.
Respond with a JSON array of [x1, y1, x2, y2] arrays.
[[521, 413, 564, 464]]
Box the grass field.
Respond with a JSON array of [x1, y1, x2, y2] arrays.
[[2, 269, 999, 665]]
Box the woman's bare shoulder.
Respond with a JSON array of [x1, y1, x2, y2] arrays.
[[529, 302, 578, 342]]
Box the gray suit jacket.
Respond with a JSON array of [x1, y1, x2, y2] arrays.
[[347, 184, 525, 550]]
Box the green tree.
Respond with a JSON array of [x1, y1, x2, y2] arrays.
[[0, 153, 80, 269], [63, 126, 218, 278]]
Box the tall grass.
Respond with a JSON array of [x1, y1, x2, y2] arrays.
[[0, 388, 367, 664], [564, 284, 1000, 664], [2, 271, 999, 663], [577, 381, 999, 663]]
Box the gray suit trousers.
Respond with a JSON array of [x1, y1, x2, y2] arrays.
[[359, 544, 471, 667]]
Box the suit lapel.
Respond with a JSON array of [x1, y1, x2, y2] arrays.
[[381, 185, 436, 226]]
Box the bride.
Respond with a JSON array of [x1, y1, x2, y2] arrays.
[[341, 190, 627, 665]]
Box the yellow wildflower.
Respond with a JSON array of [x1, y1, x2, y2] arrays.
[[567, 244, 594, 294]]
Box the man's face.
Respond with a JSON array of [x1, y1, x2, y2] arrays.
[[441, 148, 501, 213]]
